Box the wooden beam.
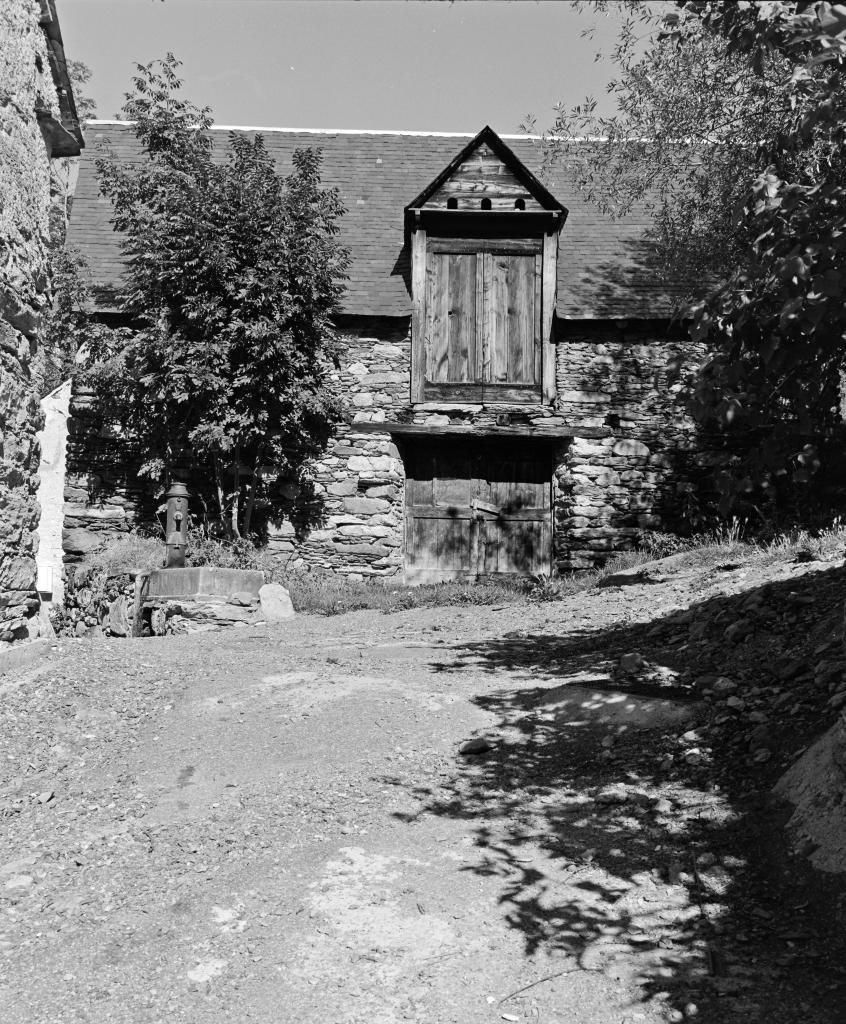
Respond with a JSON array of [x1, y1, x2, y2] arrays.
[[350, 421, 611, 439], [542, 231, 558, 405], [428, 237, 543, 254], [410, 227, 427, 403]]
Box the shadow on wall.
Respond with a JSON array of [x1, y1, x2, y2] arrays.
[[403, 564, 846, 1022]]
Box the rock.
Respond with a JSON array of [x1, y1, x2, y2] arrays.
[[459, 737, 493, 756], [4, 874, 33, 891], [107, 597, 129, 637], [37, 791, 54, 804], [684, 748, 703, 765], [74, 621, 87, 637], [724, 619, 753, 643], [713, 676, 737, 694], [228, 591, 257, 607], [596, 786, 628, 805], [150, 608, 167, 636], [828, 691, 846, 710], [619, 652, 646, 673], [259, 583, 295, 621]]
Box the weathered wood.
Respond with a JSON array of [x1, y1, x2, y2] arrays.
[[404, 439, 552, 580], [426, 143, 545, 211], [475, 252, 485, 383], [352, 421, 610, 439], [542, 231, 558, 405], [429, 237, 542, 255], [421, 382, 543, 403], [490, 255, 509, 383], [407, 504, 548, 522], [534, 252, 543, 385], [410, 227, 427, 403], [448, 253, 476, 382], [426, 251, 450, 382]]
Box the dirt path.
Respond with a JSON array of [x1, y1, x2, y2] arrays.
[[1, 568, 844, 1023]]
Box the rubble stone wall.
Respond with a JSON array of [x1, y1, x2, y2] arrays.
[[63, 317, 708, 579], [0, 0, 61, 640]]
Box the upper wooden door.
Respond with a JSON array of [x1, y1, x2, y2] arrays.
[[422, 239, 543, 404], [404, 440, 552, 582]]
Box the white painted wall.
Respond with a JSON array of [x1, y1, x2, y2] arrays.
[[35, 379, 71, 607]]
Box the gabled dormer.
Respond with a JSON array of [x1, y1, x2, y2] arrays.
[[405, 126, 567, 405]]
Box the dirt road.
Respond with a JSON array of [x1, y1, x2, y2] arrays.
[[1, 570, 844, 1023]]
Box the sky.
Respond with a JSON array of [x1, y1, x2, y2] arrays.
[[58, 0, 633, 135]]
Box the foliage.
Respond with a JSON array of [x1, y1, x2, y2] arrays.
[[37, 246, 117, 397], [87, 54, 350, 537], [539, 1, 846, 511], [67, 59, 96, 122], [537, 2, 795, 293]]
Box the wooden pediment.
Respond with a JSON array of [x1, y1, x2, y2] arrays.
[[406, 126, 566, 217]]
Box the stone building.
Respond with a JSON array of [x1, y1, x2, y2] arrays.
[[0, 0, 83, 640], [66, 122, 704, 581]]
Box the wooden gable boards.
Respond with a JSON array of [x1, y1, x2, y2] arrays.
[[405, 125, 567, 218]]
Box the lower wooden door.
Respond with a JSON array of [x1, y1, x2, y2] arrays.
[[404, 439, 552, 582]]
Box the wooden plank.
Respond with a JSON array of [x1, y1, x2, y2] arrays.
[[490, 255, 509, 383], [476, 252, 487, 383], [542, 231, 558, 405], [429, 237, 542, 255], [426, 252, 450, 383], [534, 253, 543, 386], [447, 254, 475, 382], [433, 453, 473, 506], [406, 504, 473, 520], [353, 422, 611, 439], [508, 256, 535, 383], [410, 227, 427, 403], [422, 381, 543, 403]]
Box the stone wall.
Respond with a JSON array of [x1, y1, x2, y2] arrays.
[[552, 322, 707, 570], [62, 317, 708, 579], [0, 0, 62, 640], [272, 319, 705, 576]]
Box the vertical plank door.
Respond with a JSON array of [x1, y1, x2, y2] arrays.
[[404, 441, 552, 582]]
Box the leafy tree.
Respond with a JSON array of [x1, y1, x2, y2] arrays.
[[67, 59, 96, 122], [36, 245, 113, 397], [88, 54, 349, 537], [539, 1, 846, 514]]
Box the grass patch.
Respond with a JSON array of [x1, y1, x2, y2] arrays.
[[73, 518, 846, 619], [83, 533, 164, 577]]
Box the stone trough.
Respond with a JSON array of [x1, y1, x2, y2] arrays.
[[134, 567, 293, 636]]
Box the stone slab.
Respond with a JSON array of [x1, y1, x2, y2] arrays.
[[143, 567, 265, 600], [0, 638, 53, 678]]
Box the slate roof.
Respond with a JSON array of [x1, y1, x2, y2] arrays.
[[68, 122, 680, 320]]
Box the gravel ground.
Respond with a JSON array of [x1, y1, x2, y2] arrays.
[[2, 558, 845, 1024]]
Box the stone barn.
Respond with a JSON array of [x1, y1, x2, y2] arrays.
[[65, 122, 704, 582]]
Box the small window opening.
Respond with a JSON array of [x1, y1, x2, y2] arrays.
[[480, 198, 492, 210], [446, 197, 458, 210], [514, 198, 525, 211]]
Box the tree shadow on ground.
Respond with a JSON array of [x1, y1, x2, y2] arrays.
[[412, 562, 846, 1022]]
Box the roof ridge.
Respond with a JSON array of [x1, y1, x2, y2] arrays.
[[84, 119, 546, 140]]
